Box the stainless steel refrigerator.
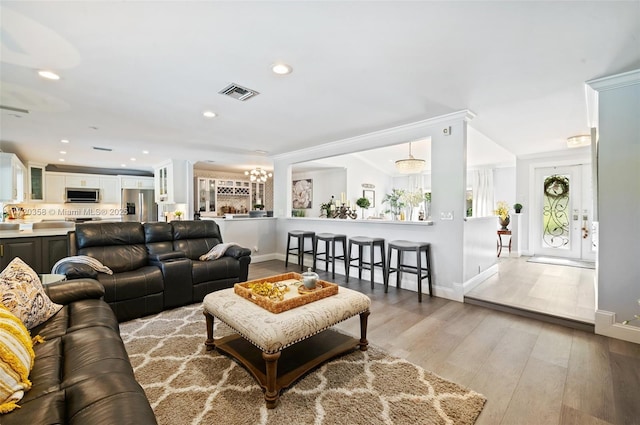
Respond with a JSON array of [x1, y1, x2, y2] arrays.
[[121, 189, 157, 222]]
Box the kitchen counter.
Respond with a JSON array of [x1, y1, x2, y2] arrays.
[[0, 227, 75, 238]]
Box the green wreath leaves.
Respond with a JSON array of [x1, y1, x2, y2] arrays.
[[544, 175, 570, 198]]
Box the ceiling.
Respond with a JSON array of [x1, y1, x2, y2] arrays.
[[1, 2, 639, 174]]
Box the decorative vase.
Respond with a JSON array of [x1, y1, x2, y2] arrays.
[[499, 216, 510, 230]]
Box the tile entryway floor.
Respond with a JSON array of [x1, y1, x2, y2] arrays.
[[466, 256, 595, 323]]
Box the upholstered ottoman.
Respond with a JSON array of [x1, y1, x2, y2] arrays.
[[203, 285, 371, 408]]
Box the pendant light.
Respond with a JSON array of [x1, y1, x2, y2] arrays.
[[395, 142, 425, 174]]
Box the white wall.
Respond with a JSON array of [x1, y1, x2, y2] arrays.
[[589, 70, 640, 343], [493, 167, 516, 211]]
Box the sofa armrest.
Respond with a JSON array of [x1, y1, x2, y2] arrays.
[[56, 262, 99, 280], [224, 245, 252, 259], [44, 279, 105, 305], [148, 251, 186, 262], [149, 257, 193, 309]]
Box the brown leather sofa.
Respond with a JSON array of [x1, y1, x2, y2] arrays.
[[61, 220, 251, 322], [2, 278, 157, 425]]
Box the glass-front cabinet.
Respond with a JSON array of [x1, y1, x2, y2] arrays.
[[251, 181, 265, 208], [195, 177, 264, 216], [196, 177, 216, 213], [28, 162, 46, 202]]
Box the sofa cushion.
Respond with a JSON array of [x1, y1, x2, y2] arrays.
[[172, 220, 223, 260], [0, 304, 35, 413], [191, 257, 241, 284], [144, 222, 175, 256], [75, 222, 148, 273], [97, 266, 164, 302], [0, 257, 62, 329]]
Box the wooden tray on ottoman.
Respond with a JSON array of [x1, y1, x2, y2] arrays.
[[234, 272, 339, 314]]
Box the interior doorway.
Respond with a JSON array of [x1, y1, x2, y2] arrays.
[[533, 164, 596, 261]]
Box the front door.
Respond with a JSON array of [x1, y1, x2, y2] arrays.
[[533, 165, 595, 261]]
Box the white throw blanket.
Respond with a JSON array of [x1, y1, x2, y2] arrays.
[[51, 255, 113, 275], [199, 243, 237, 261]]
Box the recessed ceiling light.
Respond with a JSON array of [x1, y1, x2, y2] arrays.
[[59, 151, 66, 154], [61, 139, 69, 143], [121, 164, 126, 167], [142, 150, 149, 154], [272, 63, 292, 75], [130, 157, 136, 161], [203, 111, 217, 118], [38, 70, 60, 80], [254, 150, 268, 154], [58, 158, 65, 162]]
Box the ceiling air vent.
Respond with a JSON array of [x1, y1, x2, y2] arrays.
[[218, 83, 259, 101], [92, 146, 112, 152]]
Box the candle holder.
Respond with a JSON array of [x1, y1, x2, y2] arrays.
[[330, 203, 358, 219]]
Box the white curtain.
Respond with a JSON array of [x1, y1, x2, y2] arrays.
[[472, 169, 494, 217]]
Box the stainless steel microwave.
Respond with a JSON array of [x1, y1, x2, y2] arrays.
[[66, 188, 100, 203]]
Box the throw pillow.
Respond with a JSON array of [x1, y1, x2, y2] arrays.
[[199, 242, 236, 261], [0, 304, 35, 413], [0, 257, 62, 329]]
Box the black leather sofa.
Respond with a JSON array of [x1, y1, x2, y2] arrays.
[[63, 220, 251, 322], [2, 278, 157, 425]]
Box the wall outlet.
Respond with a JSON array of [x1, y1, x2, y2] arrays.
[[440, 211, 454, 220]]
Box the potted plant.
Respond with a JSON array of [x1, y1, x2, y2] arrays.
[[495, 201, 510, 229], [174, 211, 183, 221], [401, 189, 424, 221], [382, 189, 406, 220], [356, 197, 371, 218], [513, 203, 523, 214]]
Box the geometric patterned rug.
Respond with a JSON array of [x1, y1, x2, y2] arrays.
[[121, 303, 486, 425]]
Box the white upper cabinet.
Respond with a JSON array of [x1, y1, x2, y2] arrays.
[[65, 174, 100, 188], [0, 153, 25, 202], [45, 173, 66, 203], [99, 176, 120, 203], [120, 176, 154, 190]]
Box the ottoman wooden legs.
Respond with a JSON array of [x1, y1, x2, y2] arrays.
[[203, 309, 371, 408]]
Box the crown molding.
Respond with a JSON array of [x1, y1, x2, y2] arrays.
[[272, 110, 476, 164], [586, 69, 640, 92]]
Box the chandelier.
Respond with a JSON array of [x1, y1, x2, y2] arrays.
[[244, 168, 272, 182], [395, 142, 425, 174]]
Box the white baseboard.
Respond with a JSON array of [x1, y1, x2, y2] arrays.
[[250, 253, 280, 263], [463, 264, 499, 294], [595, 310, 640, 344]]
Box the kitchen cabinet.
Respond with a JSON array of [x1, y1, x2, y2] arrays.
[[251, 181, 266, 208], [99, 176, 120, 203], [0, 237, 42, 273], [45, 173, 66, 203], [120, 176, 154, 190], [28, 162, 46, 202], [0, 235, 68, 274], [196, 177, 216, 213], [0, 153, 25, 202], [41, 235, 68, 274], [65, 174, 100, 188], [154, 160, 187, 204]]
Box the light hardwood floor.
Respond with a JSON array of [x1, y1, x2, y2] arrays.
[[248, 260, 639, 425], [466, 256, 596, 324]]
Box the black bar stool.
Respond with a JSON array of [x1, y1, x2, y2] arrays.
[[346, 236, 386, 289], [313, 233, 347, 279], [385, 240, 432, 302], [285, 230, 315, 272]]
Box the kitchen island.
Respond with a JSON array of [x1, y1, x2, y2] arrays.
[[0, 225, 74, 274]]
